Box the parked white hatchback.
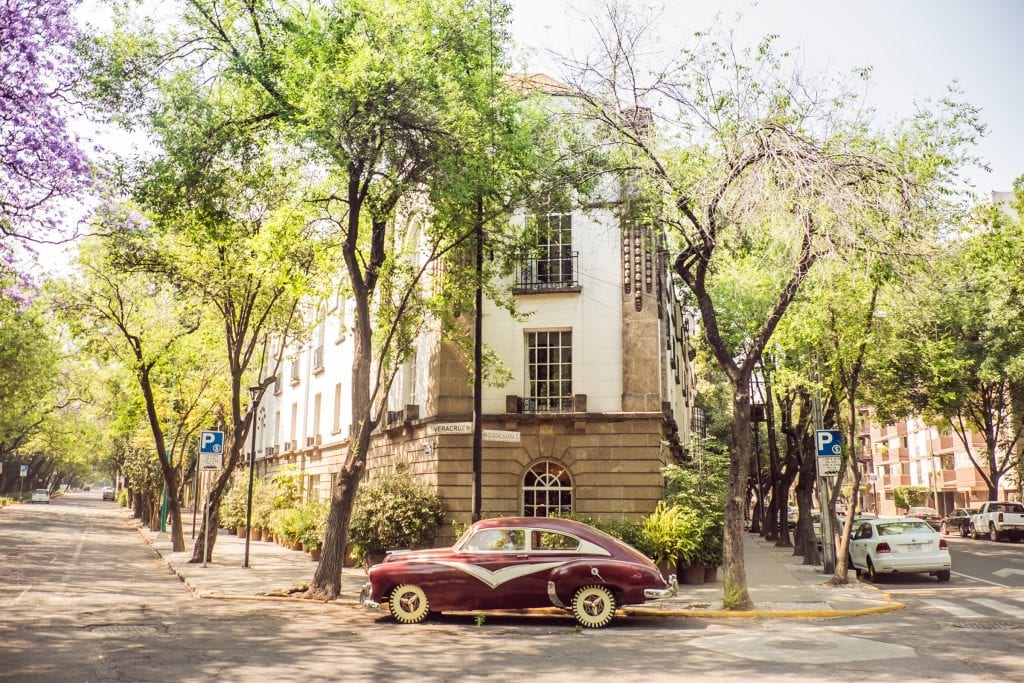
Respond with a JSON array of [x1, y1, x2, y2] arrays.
[[849, 518, 951, 582]]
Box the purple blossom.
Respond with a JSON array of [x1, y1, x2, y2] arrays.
[[1, 0, 92, 256]]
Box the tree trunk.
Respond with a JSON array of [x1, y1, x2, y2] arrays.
[[723, 385, 754, 610]]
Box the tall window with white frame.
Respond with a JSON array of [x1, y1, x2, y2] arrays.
[[525, 330, 572, 412], [518, 206, 576, 290]]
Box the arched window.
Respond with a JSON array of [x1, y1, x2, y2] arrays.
[[523, 461, 573, 517]]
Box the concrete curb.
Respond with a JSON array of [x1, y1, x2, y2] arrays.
[[135, 523, 902, 621]]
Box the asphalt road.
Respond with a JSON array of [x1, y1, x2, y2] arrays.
[[2, 493, 1023, 682]]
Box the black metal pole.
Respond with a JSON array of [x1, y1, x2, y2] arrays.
[[471, 195, 484, 522], [243, 387, 259, 568]]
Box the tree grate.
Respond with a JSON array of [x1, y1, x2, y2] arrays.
[[948, 620, 1022, 630]]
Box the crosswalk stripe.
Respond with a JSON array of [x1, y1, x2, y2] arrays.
[[920, 598, 985, 618], [967, 598, 1024, 618]]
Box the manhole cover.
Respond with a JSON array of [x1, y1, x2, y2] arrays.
[[86, 624, 162, 635], [948, 620, 1022, 631]]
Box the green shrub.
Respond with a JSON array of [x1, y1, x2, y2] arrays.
[[348, 471, 447, 563], [298, 499, 329, 550], [641, 501, 701, 566], [662, 441, 729, 566], [269, 507, 305, 544], [252, 478, 277, 529], [219, 478, 249, 529], [554, 512, 652, 557], [271, 465, 302, 509]]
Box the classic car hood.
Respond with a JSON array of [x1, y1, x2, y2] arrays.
[[381, 547, 453, 563]]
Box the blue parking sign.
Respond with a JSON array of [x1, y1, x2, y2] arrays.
[[199, 430, 224, 454], [815, 429, 842, 457]]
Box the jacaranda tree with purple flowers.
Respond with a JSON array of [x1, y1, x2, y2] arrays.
[[0, 0, 92, 256]]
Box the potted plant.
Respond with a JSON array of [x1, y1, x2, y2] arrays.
[[662, 443, 728, 582], [348, 471, 447, 569], [640, 501, 700, 581]]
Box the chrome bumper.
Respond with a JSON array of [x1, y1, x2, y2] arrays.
[[644, 574, 678, 599], [359, 582, 380, 609]]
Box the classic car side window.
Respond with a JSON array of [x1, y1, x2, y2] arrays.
[[855, 523, 873, 540], [531, 530, 581, 551], [465, 529, 526, 552]]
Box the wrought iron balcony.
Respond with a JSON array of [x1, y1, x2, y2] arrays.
[[523, 397, 574, 413], [514, 252, 579, 291]]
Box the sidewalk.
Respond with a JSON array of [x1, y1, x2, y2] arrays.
[[136, 522, 902, 619]]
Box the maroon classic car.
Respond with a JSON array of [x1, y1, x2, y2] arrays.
[[361, 516, 676, 628]]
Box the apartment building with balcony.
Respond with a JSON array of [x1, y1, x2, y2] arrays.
[[865, 417, 1019, 515], [247, 80, 700, 532]]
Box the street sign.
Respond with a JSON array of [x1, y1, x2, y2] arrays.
[[427, 422, 520, 443], [815, 429, 842, 478], [818, 456, 842, 477], [199, 431, 225, 471], [20, 465, 28, 478], [815, 429, 842, 457]]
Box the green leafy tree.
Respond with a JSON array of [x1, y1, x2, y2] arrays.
[[560, 9, 982, 608], [870, 189, 1024, 500]]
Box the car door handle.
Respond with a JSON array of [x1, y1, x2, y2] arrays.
[[516, 554, 529, 559]]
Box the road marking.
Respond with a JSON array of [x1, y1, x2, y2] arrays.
[[951, 571, 1011, 588], [920, 599, 984, 618], [968, 598, 1024, 618], [993, 568, 1024, 578]]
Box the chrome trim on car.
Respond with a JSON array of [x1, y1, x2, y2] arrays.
[[359, 582, 380, 609], [546, 581, 566, 608], [644, 574, 678, 599]]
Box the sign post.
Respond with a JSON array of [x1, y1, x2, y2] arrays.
[[815, 429, 842, 574], [198, 431, 224, 567]]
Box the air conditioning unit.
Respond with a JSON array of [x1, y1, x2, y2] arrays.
[[306, 436, 315, 447], [403, 404, 419, 422], [313, 434, 322, 446], [264, 446, 274, 456], [286, 440, 296, 452], [573, 394, 588, 413], [505, 395, 523, 414]]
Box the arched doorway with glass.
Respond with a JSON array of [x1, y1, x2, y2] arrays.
[[522, 461, 573, 517]]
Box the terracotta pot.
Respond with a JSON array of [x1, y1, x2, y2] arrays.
[[249, 527, 261, 542], [656, 559, 676, 582], [308, 547, 321, 561], [681, 564, 706, 585], [236, 526, 247, 538], [261, 528, 271, 542], [703, 565, 719, 583], [291, 539, 303, 551]]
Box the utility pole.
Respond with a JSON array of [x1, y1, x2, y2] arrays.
[[471, 195, 484, 522], [812, 380, 836, 574]]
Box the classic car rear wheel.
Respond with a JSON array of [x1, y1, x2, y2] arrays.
[[388, 584, 430, 624], [571, 585, 616, 628]]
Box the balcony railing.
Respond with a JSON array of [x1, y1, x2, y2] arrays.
[[514, 252, 579, 291], [523, 396, 574, 413]]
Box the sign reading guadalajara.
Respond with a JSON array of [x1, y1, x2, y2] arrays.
[[427, 422, 520, 443]]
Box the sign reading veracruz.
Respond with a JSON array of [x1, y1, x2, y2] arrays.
[[427, 422, 521, 443]]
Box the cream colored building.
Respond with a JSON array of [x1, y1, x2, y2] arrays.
[[249, 80, 699, 535], [251, 206, 698, 533]]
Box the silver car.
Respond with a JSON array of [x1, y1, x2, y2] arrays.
[[849, 517, 951, 582]]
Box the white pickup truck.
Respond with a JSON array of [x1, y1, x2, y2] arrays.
[[970, 501, 1024, 542]]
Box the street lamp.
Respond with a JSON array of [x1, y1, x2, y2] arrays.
[[243, 384, 263, 569]]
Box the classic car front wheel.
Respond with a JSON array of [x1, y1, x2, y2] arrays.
[[388, 584, 430, 624], [571, 585, 616, 628]]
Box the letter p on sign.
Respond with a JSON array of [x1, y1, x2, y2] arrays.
[[815, 429, 842, 457]]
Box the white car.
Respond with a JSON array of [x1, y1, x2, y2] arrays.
[[31, 489, 50, 504], [848, 518, 950, 582]]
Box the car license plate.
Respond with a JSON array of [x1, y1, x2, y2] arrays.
[[906, 544, 922, 552]]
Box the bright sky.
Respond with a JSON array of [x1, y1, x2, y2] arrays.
[[509, 0, 1024, 194]]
